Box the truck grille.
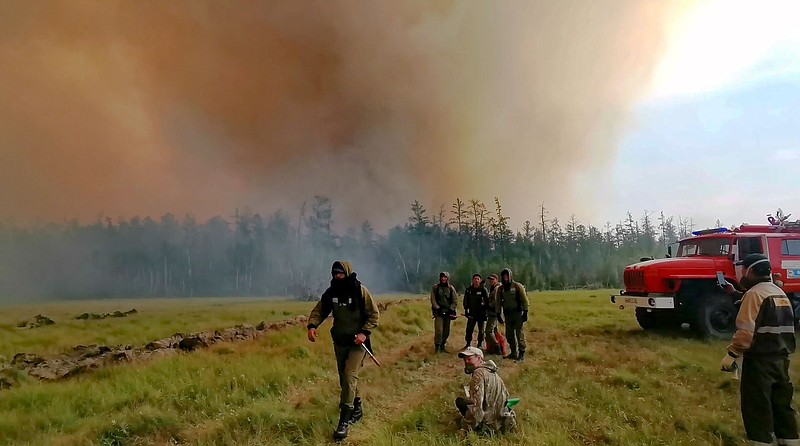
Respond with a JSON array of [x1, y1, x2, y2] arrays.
[[624, 270, 645, 290]]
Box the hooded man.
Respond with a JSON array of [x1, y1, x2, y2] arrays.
[[495, 268, 529, 361], [463, 274, 489, 349], [431, 271, 458, 353], [721, 254, 798, 446], [307, 261, 380, 441], [455, 346, 517, 438]]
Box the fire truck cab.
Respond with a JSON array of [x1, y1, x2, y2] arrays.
[[611, 222, 800, 338]]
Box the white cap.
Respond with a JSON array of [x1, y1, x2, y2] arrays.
[[458, 346, 484, 359]]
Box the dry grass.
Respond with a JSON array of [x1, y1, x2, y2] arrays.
[[1, 291, 793, 445]]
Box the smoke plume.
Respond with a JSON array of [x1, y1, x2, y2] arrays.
[[0, 1, 691, 227]]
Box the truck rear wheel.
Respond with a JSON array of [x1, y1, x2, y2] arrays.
[[692, 294, 736, 339], [635, 308, 680, 330]]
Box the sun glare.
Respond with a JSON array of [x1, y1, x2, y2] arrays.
[[649, 0, 800, 100]]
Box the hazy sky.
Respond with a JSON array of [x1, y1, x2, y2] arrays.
[[1, 0, 798, 231], [609, 0, 800, 230]]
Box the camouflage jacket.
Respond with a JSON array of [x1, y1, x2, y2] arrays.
[[463, 360, 516, 432]]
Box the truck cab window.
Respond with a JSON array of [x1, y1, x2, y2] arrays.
[[738, 237, 763, 258]]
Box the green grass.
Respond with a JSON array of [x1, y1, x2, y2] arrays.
[[0, 290, 793, 445]]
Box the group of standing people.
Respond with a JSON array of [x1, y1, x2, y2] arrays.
[[430, 268, 530, 361], [305, 261, 519, 441]]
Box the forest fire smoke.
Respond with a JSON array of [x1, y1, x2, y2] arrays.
[[0, 1, 691, 227]]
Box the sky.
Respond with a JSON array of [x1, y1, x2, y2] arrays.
[[0, 1, 798, 232], [610, 0, 800, 230]]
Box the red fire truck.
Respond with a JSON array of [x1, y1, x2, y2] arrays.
[[611, 221, 800, 338]]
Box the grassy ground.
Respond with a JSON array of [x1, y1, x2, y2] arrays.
[[0, 297, 315, 361], [0, 290, 792, 445]]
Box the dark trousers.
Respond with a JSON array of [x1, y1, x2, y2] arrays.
[[456, 396, 469, 416], [465, 318, 486, 346], [434, 316, 451, 345], [334, 344, 367, 409], [504, 315, 526, 355], [740, 355, 799, 444]]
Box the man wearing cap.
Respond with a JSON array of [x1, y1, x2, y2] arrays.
[[463, 274, 490, 349], [720, 254, 799, 446], [307, 261, 380, 441], [484, 274, 503, 353], [495, 268, 529, 361], [431, 271, 458, 353], [455, 346, 517, 438]]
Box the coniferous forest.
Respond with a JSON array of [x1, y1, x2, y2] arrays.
[[0, 196, 702, 300]]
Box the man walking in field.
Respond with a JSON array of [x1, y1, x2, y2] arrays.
[[495, 268, 529, 361], [307, 261, 380, 441], [431, 271, 458, 353], [720, 254, 799, 446], [455, 346, 517, 438], [484, 273, 503, 353], [463, 274, 489, 349]]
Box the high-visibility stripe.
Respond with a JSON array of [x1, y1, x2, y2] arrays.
[[756, 325, 795, 334], [751, 440, 774, 446], [778, 438, 800, 446], [738, 322, 756, 331], [774, 297, 792, 307]]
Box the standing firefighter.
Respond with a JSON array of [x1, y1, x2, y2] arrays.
[[484, 273, 502, 353], [720, 254, 799, 445], [307, 261, 380, 441], [463, 274, 489, 349], [431, 271, 458, 353], [495, 268, 529, 361]]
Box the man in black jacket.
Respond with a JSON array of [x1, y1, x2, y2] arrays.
[[463, 274, 489, 349], [307, 261, 380, 441]]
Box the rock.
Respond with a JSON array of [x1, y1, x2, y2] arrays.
[[12, 353, 45, 366], [17, 314, 55, 328], [178, 334, 213, 351], [145, 334, 183, 350]]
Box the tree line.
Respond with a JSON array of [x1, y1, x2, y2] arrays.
[[0, 196, 700, 299]]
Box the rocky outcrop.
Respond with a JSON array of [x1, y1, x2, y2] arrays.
[[75, 309, 138, 320], [2, 298, 408, 389], [17, 314, 55, 329]]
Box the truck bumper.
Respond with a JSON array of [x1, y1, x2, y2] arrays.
[[610, 295, 675, 309]]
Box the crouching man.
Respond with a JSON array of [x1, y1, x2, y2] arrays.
[[455, 347, 517, 438]]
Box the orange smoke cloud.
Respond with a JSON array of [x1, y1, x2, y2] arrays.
[[0, 1, 691, 227]]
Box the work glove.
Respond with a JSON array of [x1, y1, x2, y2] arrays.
[[720, 353, 738, 372], [521, 310, 528, 322]]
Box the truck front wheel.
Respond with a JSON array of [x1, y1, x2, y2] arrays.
[[635, 308, 680, 330], [692, 294, 737, 339]]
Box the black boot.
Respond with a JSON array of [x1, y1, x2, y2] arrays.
[[440, 343, 448, 354], [333, 406, 353, 441], [516, 351, 525, 362], [435, 344, 441, 353], [504, 352, 518, 360], [350, 397, 363, 424]]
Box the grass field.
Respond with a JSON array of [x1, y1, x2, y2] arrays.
[[0, 290, 793, 445]]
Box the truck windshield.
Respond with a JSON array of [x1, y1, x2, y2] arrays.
[[677, 238, 731, 257]]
